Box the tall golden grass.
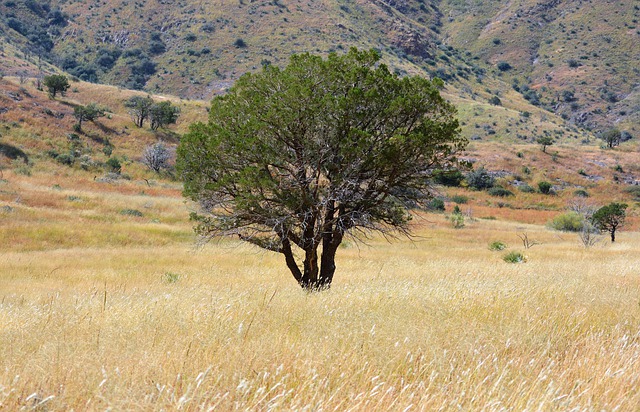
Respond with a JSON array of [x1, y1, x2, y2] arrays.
[[1, 183, 639, 410]]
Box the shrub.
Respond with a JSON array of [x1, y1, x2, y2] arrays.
[[519, 184, 535, 193], [538, 181, 552, 194], [488, 96, 501, 105], [488, 187, 514, 197], [120, 209, 143, 217], [549, 211, 584, 232], [497, 61, 512, 71], [427, 198, 445, 211], [106, 157, 122, 173], [489, 241, 507, 251], [234, 38, 247, 48], [432, 169, 464, 186], [451, 194, 468, 204], [573, 189, 589, 197], [503, 251, 526, 263], [449, 213, 464, 228], [466, 166, 495, 190]]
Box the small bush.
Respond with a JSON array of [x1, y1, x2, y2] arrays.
[[574, 189, 589, 197], [451, 194, 468, 204], [549, 211, 584, 232], [427, 198, 445, 211], [538, 181, 552, 194], [503, 251, 526, 263], [497, 61, 512, 71], [163, 272, 181, 283], [519, 184, 535, 193], [106, 157, 121, 173], [120, 209, 143, 217], [466, 166, 495, 190], [489, 241, 507, 251], [234, 38, 247, 48], [449, 212, 464, 228], [488, 187, 514, 197]]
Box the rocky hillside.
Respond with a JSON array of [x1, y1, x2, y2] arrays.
[[0, 0, 637, 137]]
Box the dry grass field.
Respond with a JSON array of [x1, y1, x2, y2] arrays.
[[1, 166, 640, 411]]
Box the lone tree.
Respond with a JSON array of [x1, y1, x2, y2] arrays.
[[124, 95, 154, 127], [177, 49, 466, 291], [142, 142, 172, 173], [591, 202, 627, 242], [43, 74, 70, 98], [73, 103, 105, 131], [600, 128, 621, 149], [149, 101, 180, 130], [536, 135, 553, 153]]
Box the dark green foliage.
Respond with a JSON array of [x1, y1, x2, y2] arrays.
[[488, 187, 514, 197], [488, 96, 501, 105], [537, 181, 552, 194], [177, 48, 465, 290], [149, 101, 180, 130], [432, 169, 464, 187], [574, 189, 589, 197], [106, 157, 122, 173], [591, 202, 627, 242], [234, 38, 247, 48], [427, 198, 446, 211], [451, 195, 468, 204], [497, 61, 512, 71], [466, 166, 495, 190], [43, 74, 69, 98]]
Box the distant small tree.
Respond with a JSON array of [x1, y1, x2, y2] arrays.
[[73, 103, 105, 131], [488, 96, 502, 106], [600, 128, 621, 149], [536, 136, 553, 153], [149, 101, 180, 130], [538, 181, 552, 194], [142, 142, 172, 173], [43, 74, 70, 98], [591, 202, 627, 242], [124, 95, 154, 127]]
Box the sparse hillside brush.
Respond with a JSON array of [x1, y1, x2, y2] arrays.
[[624, 186, 640, 200], [451, 194, 468, 204], [488, 187, 514, 197], [549, 211, 584, 232]]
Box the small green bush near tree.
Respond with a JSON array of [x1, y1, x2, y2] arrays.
[[489, 241, 507, 251], [503, 251, 526, 263]]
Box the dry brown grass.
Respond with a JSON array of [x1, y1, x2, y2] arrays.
[[1, 171, 640, 410]]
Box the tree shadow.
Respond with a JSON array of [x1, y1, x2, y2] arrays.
[[0, 143, 29, 162]]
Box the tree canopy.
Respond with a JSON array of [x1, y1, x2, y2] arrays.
[[124, 96, 153, 127], [149, 101, 180, 130], [591, 202, 627, 242], [43, 74, 70, 98], [177, 48, 466, 290]]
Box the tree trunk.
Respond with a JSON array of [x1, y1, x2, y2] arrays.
[[611, 227, 616, 242], [299, 247, 319, 290]]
